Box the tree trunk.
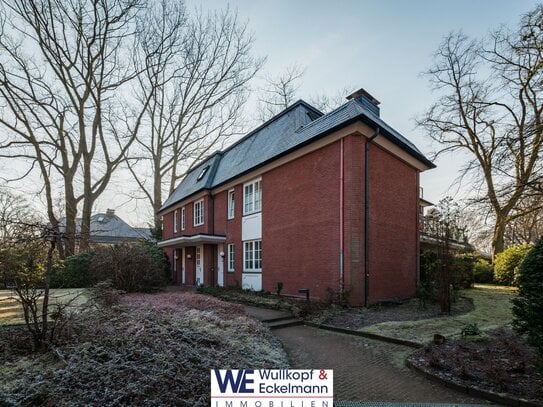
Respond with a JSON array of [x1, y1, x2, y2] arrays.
[[79, 199, 93, 252], [153, 169, 163, 239], [63, 183, 78, 257], [492, 215, 507, 256]]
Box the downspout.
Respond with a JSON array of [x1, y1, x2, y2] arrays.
[[339, 138, 345, 297], [365, 128, 380, 307], [209, 192, 215, 287]]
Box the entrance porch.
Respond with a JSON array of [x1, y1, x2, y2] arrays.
[[157, 234, 227, 288]]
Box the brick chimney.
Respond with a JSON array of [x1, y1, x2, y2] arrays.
[[346, 88, 380, 117], [106, 208, 115, 216]]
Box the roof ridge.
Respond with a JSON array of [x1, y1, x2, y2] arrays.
[[217, 100, 322, 157]]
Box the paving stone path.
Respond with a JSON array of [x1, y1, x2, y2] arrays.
[[244, 306, 489, 405]]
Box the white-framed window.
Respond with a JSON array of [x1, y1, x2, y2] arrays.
[[244, 240, 262, 272], [227, 243, 235, 272], [181, 207, 186, 231], [173, 209, 178, 233], [243, 179, 262, 215], [193, 199, 204, 226], [228, 189, 235, 219]]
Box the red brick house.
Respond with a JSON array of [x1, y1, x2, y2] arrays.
[[157, 88, 435, 306]]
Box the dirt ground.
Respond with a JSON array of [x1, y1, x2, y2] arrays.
[[407, 328, 543, 404], [314, 296, 474, 330]]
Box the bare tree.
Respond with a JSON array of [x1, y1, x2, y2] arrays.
[[504, 195, 543, 245], [309, 85, 355, 114], [0, 188, 67, 350], [419, 6, 543, 256], [0, 188, 38, 246], [0, 0, 152, 255], [126, 1, 264, 233], [256, 63, 305, 122]]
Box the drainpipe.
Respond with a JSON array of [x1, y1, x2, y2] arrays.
[[365, 128, 380, 307], [209, 192, 215, 287], [339, 138, 345, 298]]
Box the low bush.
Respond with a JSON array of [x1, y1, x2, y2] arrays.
[[51, 252, 94, 288], [451, 253, 478, 289], [0, 293, 289, 406], [418, 250, 440, 304], [494, 244, 532, 286], [473, 258, 493, 283], [89, 243, 169, 292], [512, 236, 543, 357]]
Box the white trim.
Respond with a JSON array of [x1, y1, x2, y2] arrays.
[[193, 199, 204, 226], [227, 243, 235, 272], [195, 245, 203, 286], [243, 178, 262, 216], [217, 244, 224, 287], [227, 189, 235, 219], [243, 239, 262, 272], [173, 209, 178, 233], [157, 234, 226, 248], [181, 207, 186, 230]]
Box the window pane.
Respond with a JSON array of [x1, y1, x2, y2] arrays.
[[254, 181, 262, 212], [228, 191, 235, 218], [244, 184, 253, 213]]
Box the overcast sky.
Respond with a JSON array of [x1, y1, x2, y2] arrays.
[[72, 1, 543, 225]]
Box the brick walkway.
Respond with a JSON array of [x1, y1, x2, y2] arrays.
[[243, 307, 488, 404]]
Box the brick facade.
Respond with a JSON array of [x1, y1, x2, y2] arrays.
[[160, 131, 422, 306], [158, 91, 434, 306]]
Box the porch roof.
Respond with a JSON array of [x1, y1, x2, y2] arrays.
[[157, 233, 226, 248]]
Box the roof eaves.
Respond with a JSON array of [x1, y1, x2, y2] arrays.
[[356, 114, 436, 169]]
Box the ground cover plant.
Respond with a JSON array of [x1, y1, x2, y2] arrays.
[[407, 329, 543, 404], [0, 292, 288, 406]]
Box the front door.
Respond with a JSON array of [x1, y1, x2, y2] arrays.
[[217, 244, 224, 287], [173, 249, 178, 283], [195, 245, 204, 286]]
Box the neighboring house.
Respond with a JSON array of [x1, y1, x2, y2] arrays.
[[158, 88, 435, 306], [60, 209, 151, 246], [419, 202, 473, 253]]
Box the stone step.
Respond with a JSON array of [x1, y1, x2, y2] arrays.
[[264, 318, 303, 330]]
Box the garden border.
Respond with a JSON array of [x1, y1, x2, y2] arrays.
[[405, 358, 541, 407]]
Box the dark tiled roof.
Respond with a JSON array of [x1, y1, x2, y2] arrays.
[[160, 98, 434, 213], [59, 214, 152, 243]]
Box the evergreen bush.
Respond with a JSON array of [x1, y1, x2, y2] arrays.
[[512, 236, 543, 356], [473, 258, 493, 283], [51, 252, 94, 288], [494, 244, 532, 286]]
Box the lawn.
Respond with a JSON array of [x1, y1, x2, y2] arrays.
[[361, 284, 517, 344], [0, 292, 288, 406], [0, 288, 87, 325]]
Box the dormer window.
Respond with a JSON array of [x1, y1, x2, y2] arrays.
[[197, 165, 209, 181]]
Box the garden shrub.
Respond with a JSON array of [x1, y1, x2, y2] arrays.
[[451, 253, 478, 289], [51, 252, 94, 288], [473, 258, 493, 283], [512, 236, 543, 357], [493, 244, 532, 286], [418, 250, 439, 304], [89, 243, 168, 292]]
